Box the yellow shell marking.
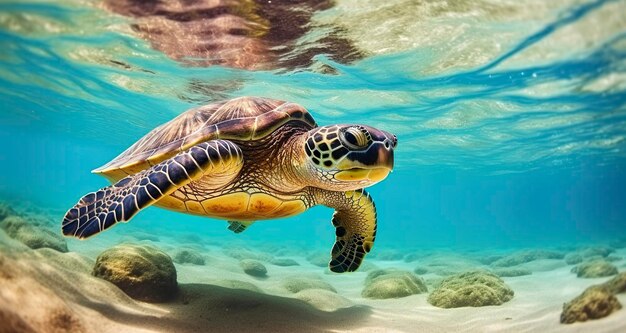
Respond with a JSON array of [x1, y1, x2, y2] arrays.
[[165, 192, 309, 220], [156, 196, 186, 211], [335, 168, 390, 182], [271, 200, 307, 218], [184, 200, 205, 215], [249, 193, 283, 215], [202, 192, 250, 215]]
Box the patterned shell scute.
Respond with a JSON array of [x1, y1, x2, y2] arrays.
[[94, 97, 317, 177]]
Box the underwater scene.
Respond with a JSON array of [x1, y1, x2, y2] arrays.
[[1, 0, 626, 332]]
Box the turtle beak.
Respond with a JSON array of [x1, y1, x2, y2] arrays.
[[336, 141, 394, 172], [378, 141, 394, 170]]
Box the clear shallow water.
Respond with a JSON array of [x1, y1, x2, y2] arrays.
[[0, 0, 625, 252]]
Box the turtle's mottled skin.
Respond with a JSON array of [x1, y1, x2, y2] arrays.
[[62, 97, 396, 273]]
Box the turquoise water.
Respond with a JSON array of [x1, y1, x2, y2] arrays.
[[1, 0, 626, 254]]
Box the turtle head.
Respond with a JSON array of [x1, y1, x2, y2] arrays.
[[302, 124, 397, 191]]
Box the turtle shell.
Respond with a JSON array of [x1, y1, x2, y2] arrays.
[[94, 96, 317, 180]]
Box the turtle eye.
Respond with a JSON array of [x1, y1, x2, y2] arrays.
[[340, 127, 369, 150]]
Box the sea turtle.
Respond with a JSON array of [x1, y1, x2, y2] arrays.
[[62, 97, 396, 272]]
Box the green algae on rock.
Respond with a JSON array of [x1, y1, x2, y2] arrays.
[[571, 260, 618, 278], [601, 272, 626, 294], [561, 286, 622, 324], [427, 271, 514, 308], [92, 244, 177, 302], [362, 269, 428, 299]]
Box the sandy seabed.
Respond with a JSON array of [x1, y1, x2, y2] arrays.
[[1, 222, 626, 333]]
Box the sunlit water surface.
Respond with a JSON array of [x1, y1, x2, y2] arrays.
[[1, 0, 625, 251]]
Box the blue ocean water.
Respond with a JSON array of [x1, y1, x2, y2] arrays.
[[0, 0, 625, 255]]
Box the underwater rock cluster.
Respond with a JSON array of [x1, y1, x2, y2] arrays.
[[490, 250, 564, 267], [427, 271, 514, 308], [561, 272, 626, 324], [571, 260, 618, 278], [0, 205, 68, 253], [92, 244, 178, 302], [565, 246, 616, 266], [361, 269, 428, 299]]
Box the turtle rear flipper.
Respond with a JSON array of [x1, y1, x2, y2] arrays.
[[227, 221, 255, 233], [62, 140, 243, 239], [315, 189, 377, 273]]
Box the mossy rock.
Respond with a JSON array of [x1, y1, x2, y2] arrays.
[[0, 203, 16, 221], [0, 216, 28, 235], [561, 286, 622, 324], [0, 216, 68, 252], [427, 271, 514, 308], [490, 250, 564, 267], [92, 244, 177, 302], [564, 253, 583, 265], [362, 269, 427, 299], [580, 246, 614, 259], [282, 276, 336, 293], [600, 272, 626, 294], [240, 259, 267, 277], [571, 260, 618, 278], [173, 249, 205, 265], [604, 255, 622, 263]]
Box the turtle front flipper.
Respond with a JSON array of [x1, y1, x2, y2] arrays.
[[314, 189, 377, 273], [62, 140, 243, 239]]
